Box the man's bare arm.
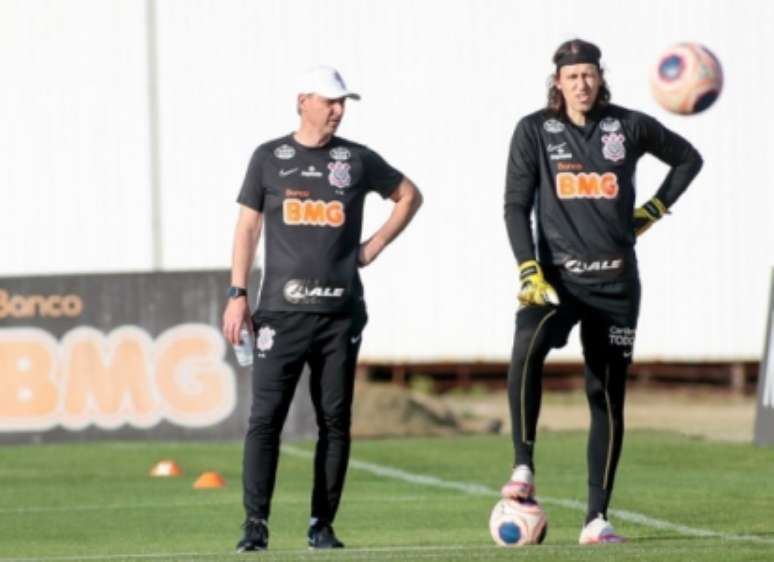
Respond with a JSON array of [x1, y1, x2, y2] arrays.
[[222, 205, 263, 345], [358, 177, 423, 267]]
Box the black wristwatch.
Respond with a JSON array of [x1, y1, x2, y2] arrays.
[[227, 286, 248, 299]]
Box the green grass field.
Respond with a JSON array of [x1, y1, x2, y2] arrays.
[[1, 431, 773, 561]]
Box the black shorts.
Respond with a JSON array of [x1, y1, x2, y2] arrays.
[[522, 273, 641, 362]]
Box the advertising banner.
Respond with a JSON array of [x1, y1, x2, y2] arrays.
[[0, 270, 315, 443]]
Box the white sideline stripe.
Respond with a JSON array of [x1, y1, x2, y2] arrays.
[[282, 445, 774, 546]]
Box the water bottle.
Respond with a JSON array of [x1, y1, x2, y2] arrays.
[[233, 326, 255, 367]]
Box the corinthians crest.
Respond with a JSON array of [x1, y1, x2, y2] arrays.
[[256, 325, 276, 353], [601, 133, 626, 162], [328, 161, 351, 189]]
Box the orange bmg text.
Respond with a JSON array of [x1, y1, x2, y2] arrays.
[[0, 324, 237, 432]]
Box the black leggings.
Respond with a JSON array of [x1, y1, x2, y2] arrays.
[[507, 278, 639, 521]]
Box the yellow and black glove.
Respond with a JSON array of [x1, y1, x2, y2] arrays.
[[518, 260, 559, 307], [633, 197, 668, 237]]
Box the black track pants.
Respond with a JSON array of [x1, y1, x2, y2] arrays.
[[242, 306, 367, 524]]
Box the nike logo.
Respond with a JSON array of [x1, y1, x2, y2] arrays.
[[350, 334, 362, 344], [623, 351, 633, 358], [279, 168, 298, 177], [547, 143, 567, 152]]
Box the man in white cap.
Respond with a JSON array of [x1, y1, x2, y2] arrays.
[[223, 65, 422, 551]]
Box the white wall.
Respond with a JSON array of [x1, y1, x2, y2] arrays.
[[0, 0, 152, 272], [2, 0, 773, 362]]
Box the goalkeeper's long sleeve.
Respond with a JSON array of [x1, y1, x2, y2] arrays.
[[635, 112, 703, 208], [504, 118, 539, 264]]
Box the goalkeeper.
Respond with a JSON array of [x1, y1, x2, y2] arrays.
[[501, 38, 702, 544]]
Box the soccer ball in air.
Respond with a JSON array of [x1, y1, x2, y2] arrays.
[[489, 498, 547, 546], [650, 42, 723, 115]]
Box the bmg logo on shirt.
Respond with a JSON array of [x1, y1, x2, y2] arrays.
[[556, 172, 619, 200], [283, 198, 344, 227]]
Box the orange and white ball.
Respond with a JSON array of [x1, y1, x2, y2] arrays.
[[651, 42, 723, 115], [489, 498, 547, 546]]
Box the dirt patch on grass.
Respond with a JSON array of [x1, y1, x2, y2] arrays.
[[352, 381, 460, 437], [352, 381, 759, 442], [444, 389, 758, 442]]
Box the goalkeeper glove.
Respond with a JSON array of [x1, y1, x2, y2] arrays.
[[633, 197, 668, 237], [518, 260, 559, 306]]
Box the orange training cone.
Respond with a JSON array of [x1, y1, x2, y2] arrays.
[[193, 471, 226, 489], [149, 460, 183, 477]]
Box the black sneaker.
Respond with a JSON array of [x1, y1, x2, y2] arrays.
[[307, 523, 344, 549], [236, 517, 269, 552]]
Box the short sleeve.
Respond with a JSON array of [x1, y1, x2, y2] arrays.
[[236, 148, 267, 211], [362, 148, 404, 199]]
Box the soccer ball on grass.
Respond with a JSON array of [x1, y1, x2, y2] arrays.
[[489, 497, 547, 547]]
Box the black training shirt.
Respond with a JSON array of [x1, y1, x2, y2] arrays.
[[504, 104, 702, 283], [238, 134, 403, 312]]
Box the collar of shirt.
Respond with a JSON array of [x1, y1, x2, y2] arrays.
[[565, 106, 603, 140]]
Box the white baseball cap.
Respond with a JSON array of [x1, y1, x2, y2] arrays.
[[297, 66, 360, 100]]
